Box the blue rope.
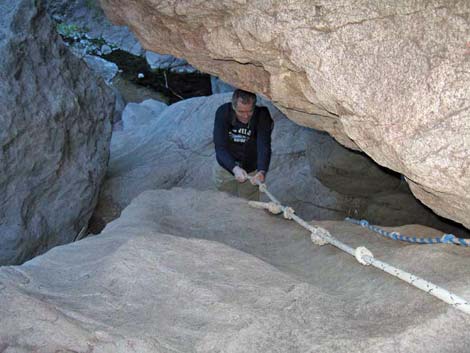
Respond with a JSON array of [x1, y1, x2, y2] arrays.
[[345, 217, 470, 246]]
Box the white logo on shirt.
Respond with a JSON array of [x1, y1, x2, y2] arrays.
[[229, 127, 252, 143]]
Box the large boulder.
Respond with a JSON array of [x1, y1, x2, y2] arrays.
[[1, 188, 470, 352], [92, 93, 463, 236], [0, 0, 114, 264], [99, 0, 470, 230]]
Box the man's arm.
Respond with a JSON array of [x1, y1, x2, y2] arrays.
[[256, 108, 273, 174], [213, 105, 237, 174]]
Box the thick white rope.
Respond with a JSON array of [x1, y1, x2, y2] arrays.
[[247, 178, 470, 315]]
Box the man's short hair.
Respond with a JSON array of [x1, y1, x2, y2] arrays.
[[232, 89, 257, 109]]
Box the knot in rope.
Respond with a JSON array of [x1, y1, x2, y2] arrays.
[[247, 201, 282, 215], [258, 183, 267, 193], [441, 234, 456, 244], [267, 202, 282, 214], [282, 207, 295, 220], [359, 219, 369, 227], [354, 246, 373, 266], [310, 227, 329, 246]]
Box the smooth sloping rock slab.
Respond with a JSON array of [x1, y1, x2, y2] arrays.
[[1, 188, 470, 352]]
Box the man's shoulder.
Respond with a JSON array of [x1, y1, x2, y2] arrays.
[[216, 102, 231, 112], [214, 102, 232, 127]]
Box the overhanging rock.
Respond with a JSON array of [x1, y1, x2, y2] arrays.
[[99, 0, 470, 229]]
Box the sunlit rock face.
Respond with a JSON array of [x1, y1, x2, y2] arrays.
[[99, 0, 470, 229], [0, 0, 114, 264]]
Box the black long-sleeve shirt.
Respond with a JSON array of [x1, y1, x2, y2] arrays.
[[213, 102, 273, 174]]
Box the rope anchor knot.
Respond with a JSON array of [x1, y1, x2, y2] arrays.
[[354, 246, 373, 265]]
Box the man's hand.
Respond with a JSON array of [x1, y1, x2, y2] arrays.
[[233, 166, 248, 183], [250, 170, 265, 185]]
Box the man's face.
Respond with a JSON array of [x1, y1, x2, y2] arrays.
[[234, 99, 255, 124]]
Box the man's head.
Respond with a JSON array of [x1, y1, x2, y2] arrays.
[[232, 89, 257, 124]]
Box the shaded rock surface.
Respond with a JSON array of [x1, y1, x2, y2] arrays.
[[46, 0, 195, 71], [83, 54, 118, 84], [0, 0, 114, 265], [1, 188, 470, 352], [109, 74, 168, 104], [145, 51, 196, 73], [45, 0, 214, 105], [120, 99, 168, 130], [92, 94, 464, 236], [307, 132, 401, 197], [46, 0, 144, 55], [100, 0, 470, 230], [211, 76, 235, 94]]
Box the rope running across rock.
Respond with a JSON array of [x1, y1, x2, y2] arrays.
[[345, 217, 470, 246], [247, 177, 470, 315]]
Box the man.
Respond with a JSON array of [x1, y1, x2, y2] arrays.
[[213, 89, 273, 200]]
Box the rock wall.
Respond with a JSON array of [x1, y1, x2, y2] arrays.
[[99, 0, 470, 229], [0, 0, 115, 264]]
